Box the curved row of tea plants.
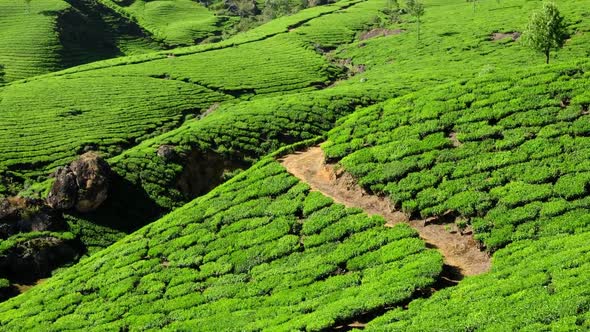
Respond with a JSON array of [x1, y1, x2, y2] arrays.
[[24, 0, 356, 80], [0, 0, 162, 83], [0, 1, 69, 82], [0, 158, 443, 331], [96, 0, 227, 47], [366, 230, 590, 330], [0, 32, 335, 192], [325, 61, 590, 251], [109, 84, 390, 211]]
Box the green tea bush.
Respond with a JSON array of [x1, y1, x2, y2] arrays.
[[365, 231, 590, 331], [325, 61, 590, 250], [96, 0, 225, 47], [0, 159, 442, 330]]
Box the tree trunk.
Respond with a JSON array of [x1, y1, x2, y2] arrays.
[[545, 49, 550, 64], [417, 19, 421, 41]]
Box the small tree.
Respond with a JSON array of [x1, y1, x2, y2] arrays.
[[383, 0, 401, 24], [406, 0, 425, 40], [467, 0, 478, 12], [0, 64, 4, 84], [262, 0, 293, 20], [521, 2, 567, 64], [225, 0, 257, 18]]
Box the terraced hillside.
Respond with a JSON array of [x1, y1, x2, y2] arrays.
[[0, 33, 336, 189], [0, 158, 443, 330], [0, 0, 161, 82], [1, 0, 590, 329], [324, 61, 590, 251], [95, 0, 229, 46], [0, 0, 387, 298]]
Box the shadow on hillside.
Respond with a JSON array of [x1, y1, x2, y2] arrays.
[[329, 264, 462, 331], [72, 174, 164, 233], [54, 0, 160, 69]]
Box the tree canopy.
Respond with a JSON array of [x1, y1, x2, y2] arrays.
[[522, 2, 568, 64]]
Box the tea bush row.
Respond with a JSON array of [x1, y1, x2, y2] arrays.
[[365, 231, 590, 330], [0, 158, 443, 331], [325, 61, 590, 251]]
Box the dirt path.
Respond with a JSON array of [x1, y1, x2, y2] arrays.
[[280, 146, 491, 276]]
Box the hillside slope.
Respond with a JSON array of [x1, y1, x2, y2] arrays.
[[365, 231, 590, 330], [0, 0, 377, 195], [0, 0, 161, 82], [324, 61, 590, 251], [1, 0, 590, 328], [0, 158, 443, 331], [95, 0, 229, 46]]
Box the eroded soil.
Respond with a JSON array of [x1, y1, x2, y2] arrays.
[[280, 146, 491, 276]]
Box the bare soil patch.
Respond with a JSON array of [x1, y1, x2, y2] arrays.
[[360, 28, 405, 41], [449, 132, 462, 147], [14, 278, 47, 294], [280, 146, 491, 276], [491, 32, 521, 41]]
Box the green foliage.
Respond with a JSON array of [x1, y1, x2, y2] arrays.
[[326, 61, 590, 251], [0, 0, 161, 82], [405, 0, 424, 39], [0, 279, 9, 289], [95, 0, 228, 47], [1, 0, 590, 327], [0, 0, 69, 81], [366, 232, 590, 330], [110, 84, 383, 211], [0, 32, 335, 192], [0, 159, 442, 330], [521, 2, 568, 64]]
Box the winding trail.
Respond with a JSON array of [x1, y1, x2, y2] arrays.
[[280, 146, 491, 277]]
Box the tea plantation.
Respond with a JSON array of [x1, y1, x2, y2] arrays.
[[0, 159, 442, 330], [324, 61, 590, 251], [0, 33, 336, 188], [0, 1, 69, 82], [366, 231, 590, 330], [1, 0, 590, 329], [0, 0, 162, 82], [94, 0, 226, 46]]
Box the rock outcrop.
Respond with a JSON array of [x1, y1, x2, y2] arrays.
[[0, 197, 77, 289], [157, 144, 179, 162], [0, 152, 109, 300], [47, 152, 111, 213], [0, 236, 81, 283], [0, 197, 66, 240]]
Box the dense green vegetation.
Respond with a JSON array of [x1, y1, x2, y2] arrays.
[[0, 0, 391, 196], [325, 61, 590, 251], [332, 0, 590, 92], [0, 159, 442, 330], [366, 231, 590, 330], [96, 0, 228, 46], [0, 33, 335, 189], [77, 0, 590, 220], [0, 0, 386, 290], [1, 0, 590, 328], [0, 1, 69, 82], [109, 85, 387, 211], [0, 0, 162, 82]]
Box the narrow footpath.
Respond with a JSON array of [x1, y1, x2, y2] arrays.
[[280, 146, 491, 277]]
